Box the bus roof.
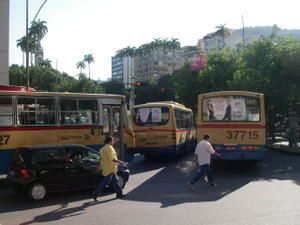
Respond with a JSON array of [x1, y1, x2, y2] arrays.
[[133, 101, 191, 110], [198, 91, 264, 98], [0, 90, 126, 99]]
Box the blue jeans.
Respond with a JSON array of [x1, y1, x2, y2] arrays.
[[93, 173, 122, 197], [190, 164, 214, 185]]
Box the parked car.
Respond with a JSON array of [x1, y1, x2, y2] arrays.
[[6, 144, 130, 201]]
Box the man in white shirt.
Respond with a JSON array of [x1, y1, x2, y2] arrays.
[[189, 134, 221, 190]]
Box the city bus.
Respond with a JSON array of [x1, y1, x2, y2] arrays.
[[131, 101, 196, 158], [197, 91, 265, 161], [0, 90, 135, 174]]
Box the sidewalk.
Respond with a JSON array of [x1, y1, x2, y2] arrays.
[[272, 141, 300, 154]]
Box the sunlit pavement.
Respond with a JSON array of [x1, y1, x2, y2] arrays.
[[1, 150, 300, 225]]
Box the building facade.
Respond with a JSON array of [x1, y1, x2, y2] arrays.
[[0, 0, 9, 85], [200, 33, 224, 54], [111, 56, 123, 82], [111, 55, 134, 89], [134, 48, 184, 82]]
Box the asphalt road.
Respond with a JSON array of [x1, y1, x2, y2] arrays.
[[1, 149, 300, 225]]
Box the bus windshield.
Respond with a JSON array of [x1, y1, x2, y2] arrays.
[[202, 96, 260, 122], [133, 107, 170, 126]]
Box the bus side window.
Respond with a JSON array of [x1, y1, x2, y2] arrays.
[[103, 107, 110, 133], [0, 97, 13, 126]]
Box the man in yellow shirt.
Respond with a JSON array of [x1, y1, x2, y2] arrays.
[[92, 135, 126, 201]]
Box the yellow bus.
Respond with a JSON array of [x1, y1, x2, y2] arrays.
[[131, 101, 196, 158], [0, 90, 135, 174], [197, 91, 265, 160]]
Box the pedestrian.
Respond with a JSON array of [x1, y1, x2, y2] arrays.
[[92, 135, 126, 201], [188, 134, 221, 190]]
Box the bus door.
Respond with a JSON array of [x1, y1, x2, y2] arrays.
[[103, 105, 124, 159]]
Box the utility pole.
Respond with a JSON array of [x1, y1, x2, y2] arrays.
[[26, 0, 29, 90], [242, 15, 245, 46], [130, 76, 135, 110]]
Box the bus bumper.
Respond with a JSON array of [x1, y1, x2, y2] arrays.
[[212, 150, 264, 161]]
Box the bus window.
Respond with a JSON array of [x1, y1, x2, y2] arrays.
[[0, 97, 13, 126], [175, 110, 183, 129], [133, 107, 169, 126], [202, 96, 260, 122], [17, 97, 36, 125], [36, 98, 56, 125], [60, 99, 77, 125], [103, 107, 110, 134], [78, 99, 98, 124], [60, 98, 98, 125], [113, 108, 120, 133]]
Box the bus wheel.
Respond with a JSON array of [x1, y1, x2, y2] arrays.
[[27, 181, 48, 201]]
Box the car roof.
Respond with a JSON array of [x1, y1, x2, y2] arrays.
[[19, 144, 90, 150]]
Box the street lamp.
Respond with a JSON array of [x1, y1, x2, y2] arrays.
[[25, 0, 48, 90]]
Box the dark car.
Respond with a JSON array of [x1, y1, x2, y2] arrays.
[[6, 144, 130, 201]]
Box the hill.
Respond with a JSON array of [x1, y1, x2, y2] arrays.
[[225, 26, 300, 47]]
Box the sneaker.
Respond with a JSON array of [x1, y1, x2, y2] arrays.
[[116, 194, 126, 199], [188, 182, 195, 191], [210, 183, 217, 187], [204, 176, 208, 182]]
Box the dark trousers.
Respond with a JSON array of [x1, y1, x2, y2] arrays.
[[93, 173, 122, 197], [191, 163, 214, 185]]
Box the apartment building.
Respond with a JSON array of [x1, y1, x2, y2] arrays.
[[134, 48, 184, 82]]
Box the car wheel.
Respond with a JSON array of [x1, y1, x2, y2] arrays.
[[27, 181, 48, 201], [117, 175, 126, 189]]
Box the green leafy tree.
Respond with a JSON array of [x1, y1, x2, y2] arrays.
[[9, 65, 103, 93]]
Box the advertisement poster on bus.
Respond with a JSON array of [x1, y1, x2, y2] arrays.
[[203, 97, 246, 121]]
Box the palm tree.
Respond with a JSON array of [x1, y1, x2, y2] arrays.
[[116, 46, 136, 58], [40, 59, 52, 68], [84, 54, 94, 79], [16, 36, 27, 66], [170, 38, 180, 50], [29, 19, 48, 65], [76, 60, 86, 74], [215, 24, 230, 48], [16, 36, 36, 67]]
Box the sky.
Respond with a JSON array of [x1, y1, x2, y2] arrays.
[[9, 0, 300, 81]]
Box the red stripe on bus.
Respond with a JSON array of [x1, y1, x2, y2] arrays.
[[0, 125, 103, 131], [197, 124, 265, 129]]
